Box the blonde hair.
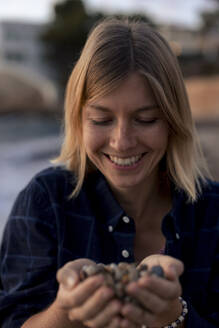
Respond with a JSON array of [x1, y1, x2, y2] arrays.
[[54, 17, 209, 202]]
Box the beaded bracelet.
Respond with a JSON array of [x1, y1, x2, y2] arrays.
[[163, 297, 188, 328], [141, 297, 188, 328]]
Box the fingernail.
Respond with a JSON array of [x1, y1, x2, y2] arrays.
[[66, 276, 75, 288], [169, 264, 176, 271], [168, 264, 177, 275], [95, 275, 104, 284], [126, 282, 137, 292]]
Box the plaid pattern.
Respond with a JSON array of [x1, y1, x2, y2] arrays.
[[0, 166, 218, 327]]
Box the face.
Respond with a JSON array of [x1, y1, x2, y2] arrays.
[[82, 72, 169, 194]]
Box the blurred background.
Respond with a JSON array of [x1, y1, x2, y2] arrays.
[[0, 0, 219, 240]]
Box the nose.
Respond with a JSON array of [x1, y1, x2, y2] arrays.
[[109, 121, 137, 152]]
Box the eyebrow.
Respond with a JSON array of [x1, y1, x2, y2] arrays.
[[88, 104, 158, 113]]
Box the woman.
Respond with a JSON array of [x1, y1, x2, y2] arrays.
[[0, 17, 218, 328]]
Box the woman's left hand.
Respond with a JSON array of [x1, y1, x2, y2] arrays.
[[120, 255, 184, 328]]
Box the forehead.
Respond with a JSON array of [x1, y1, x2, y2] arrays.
[[85, 72, 156, 111]]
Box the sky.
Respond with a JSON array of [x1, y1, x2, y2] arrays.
[[0, 0, 217, 29]]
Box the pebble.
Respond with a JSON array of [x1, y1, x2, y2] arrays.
[[148, 265, 165, 278], [80, 262, 165, 306]]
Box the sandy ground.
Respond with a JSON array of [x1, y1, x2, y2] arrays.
[[185, 75, 219, 181], [185, 75, 219, 120]]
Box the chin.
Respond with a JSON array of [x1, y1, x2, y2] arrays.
[[109, 177, 143, 190]]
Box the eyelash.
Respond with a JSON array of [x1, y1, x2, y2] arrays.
[[135, 119, 157, 125], [90, 119, 112, 126], [90, 119, 157, 126]]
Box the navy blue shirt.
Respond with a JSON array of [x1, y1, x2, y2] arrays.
[[0, 166, 219, 327]]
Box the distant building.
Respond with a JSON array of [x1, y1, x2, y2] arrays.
[[0, 20, 53, 79], [0, 21, 59, 112], [158, 24, 203, 56], [201, 23, 219, 61], [158, 23, 219, 76], [158, 24, 219, 58]]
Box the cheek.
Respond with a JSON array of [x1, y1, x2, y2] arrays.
[[83, 127, 105, 154], [146, 125, 169, 150]]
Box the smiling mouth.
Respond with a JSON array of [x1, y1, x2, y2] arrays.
[[105, 153, 146, 166]]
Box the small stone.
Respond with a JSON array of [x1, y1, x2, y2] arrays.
[[109, 263, 117, 270], [104, 273, 114, 288], [138, 264, 148, 277], [128, 266, 139, 282], [96, 263, 106, 273], [79, 262, 165, 306], [138, 264, 148, 271], [81, 264, 98, 277], [112, 265, 123, 281], [149, 265, 165, 278], [121, 272, 130, 284], [118, 262, 129, 269], [114, 281, 124, 298]]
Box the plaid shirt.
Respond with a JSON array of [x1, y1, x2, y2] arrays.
[[0, 166, 218, 327]]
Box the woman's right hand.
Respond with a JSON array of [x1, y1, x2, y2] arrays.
[[55, 259, 123, 328]]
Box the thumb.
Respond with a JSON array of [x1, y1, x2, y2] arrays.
[[165, 260, 184, 280], [139, 255, 184, 280], [56, 258, 96, 289], [56, 266, 79, 289]]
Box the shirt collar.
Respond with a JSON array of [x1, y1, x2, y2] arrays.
[[87, 170, 190, 234], [164, 184, 189, 237], [89, 171, 125, 228]]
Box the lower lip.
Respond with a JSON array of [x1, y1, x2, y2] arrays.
[[105, 154, 146, 170]]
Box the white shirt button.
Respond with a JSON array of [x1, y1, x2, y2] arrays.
[[176, 233, 180, 240], [108, 225, 113, 232], [122, 216, 130, 223], [122, 249, 129, 258]]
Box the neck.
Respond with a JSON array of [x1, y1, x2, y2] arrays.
[[111, 173, 171, 227]]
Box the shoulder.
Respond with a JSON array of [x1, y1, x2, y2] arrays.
[[33, 165, 74, 185], [172, 179, 219, 229], [13, 166, 75, 210], [27, 165, 74, 195], [31, 166, 103, 196], [199, 179, 219, 201], [5, 167, 75, 232], [192, 179, 219, 226], [21, 167, 106, 211]]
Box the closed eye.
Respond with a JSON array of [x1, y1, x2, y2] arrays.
[[90, 119, 112, 126], [135, 118, 157, 124]]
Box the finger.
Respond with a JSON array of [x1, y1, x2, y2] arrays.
[[125, 283, 167, 314], [105, 316, 122, 328], [139, 255, 184, 278], [120, 317, 139, 328], [57, 266, 79, 289], [59, 274, 104, 309], [121, 303, 154, 326], [165, 262, 184, 280], [137, 274, 182, 300], [83, 299, 122, 328], [57, 259, 96, 289], [121, 303, 144, 325], [69, 286, 115, 322]]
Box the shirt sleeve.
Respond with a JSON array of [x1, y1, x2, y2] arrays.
[[184, 300, 218, 327], [0, 177, 58, 328], [184, 241, 219, 327]]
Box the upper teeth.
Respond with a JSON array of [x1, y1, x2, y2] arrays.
[[109, 155, 142, 166]]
